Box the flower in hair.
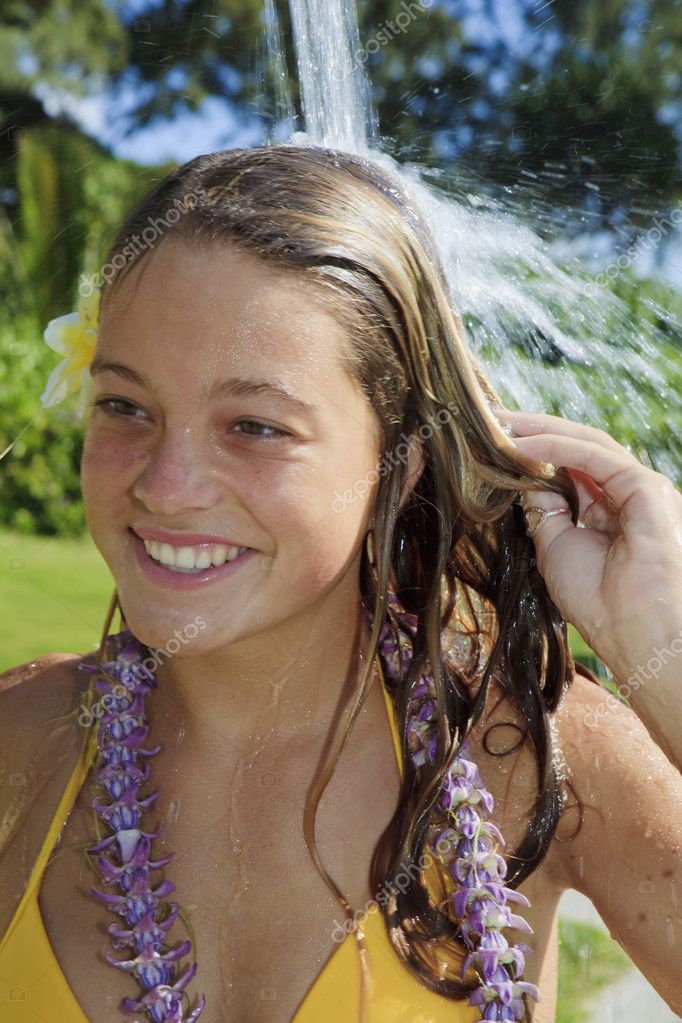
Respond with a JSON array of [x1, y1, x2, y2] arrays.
[[40, 287, 100, 417]]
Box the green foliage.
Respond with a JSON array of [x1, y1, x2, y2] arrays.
[[0, 312, 86, 537], [77, 149, 178, 298], [556, 918, 632, 1023], [462, 252, 682, 489], [3, 120, 172, 320], [0, 0, 126, 97], [16, 123, 91, 325], [0, 122, 182, 538]]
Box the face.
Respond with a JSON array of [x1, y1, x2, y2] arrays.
[[80, 237, 384, 655]]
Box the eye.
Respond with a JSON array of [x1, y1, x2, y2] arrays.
[[231, 419, 292, 441], [91, 401, 291, 441], [92, 398, 148, 420]]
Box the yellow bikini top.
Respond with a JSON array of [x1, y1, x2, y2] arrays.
[[0, 654, 480, 1022]]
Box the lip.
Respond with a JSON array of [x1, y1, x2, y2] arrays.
[[131, 525, 248, 548], [130, 528, 257, 590]]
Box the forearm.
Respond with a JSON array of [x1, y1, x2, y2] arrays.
[[600, 613, 682, 775]]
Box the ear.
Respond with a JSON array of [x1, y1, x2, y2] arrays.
[[398, 436, 425, 511]]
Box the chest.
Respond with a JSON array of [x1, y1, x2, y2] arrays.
[[33, 691, 563, 1023], [36, 721, 402, 1023]]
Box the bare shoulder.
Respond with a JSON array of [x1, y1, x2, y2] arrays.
[[0, 651, 100, 920], [469, 662, 679, 883], [550, 663, 682, 868], [0, 649, 104, 811], [481, 664, 682, 1012], [0, 649, 85, 692], [0, 651, 94, 935], [443, 648, 682, 1011], [0, 650, 98, 783], [547, 666, 682, 1011], [0, 650, 91, 730]]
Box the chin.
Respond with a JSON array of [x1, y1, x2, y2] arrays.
[[113, 597, 248, 656]]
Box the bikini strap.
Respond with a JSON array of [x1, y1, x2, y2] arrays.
[[375, 654, 403, 781], [0, 721, 99, 954]]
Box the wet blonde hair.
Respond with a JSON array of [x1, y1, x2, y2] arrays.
[[91, 144, 587, 1009]]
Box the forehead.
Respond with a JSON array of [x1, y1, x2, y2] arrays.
[[97, 238, 352, 382]]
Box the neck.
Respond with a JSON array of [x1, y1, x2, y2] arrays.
[[142, 584, 377, 758]]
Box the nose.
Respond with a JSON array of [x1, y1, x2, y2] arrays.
[[131, 424, 225, 516]]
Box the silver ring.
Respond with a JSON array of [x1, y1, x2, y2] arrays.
[[523, 505, 571, 539]]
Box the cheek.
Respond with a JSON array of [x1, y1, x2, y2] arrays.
[[80, 428, 138, 516], [263, 460, 375, 592], [287, 531, 363, 595]]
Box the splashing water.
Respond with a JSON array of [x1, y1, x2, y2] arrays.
[[258, 0, 681, 483]]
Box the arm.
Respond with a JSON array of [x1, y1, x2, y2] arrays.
[[596, 602, 682, 776], [551, 668, 682, 1015]]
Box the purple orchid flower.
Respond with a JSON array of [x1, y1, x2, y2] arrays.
[[370, 594, 542, 1022], [78, 630, 205, 1021]]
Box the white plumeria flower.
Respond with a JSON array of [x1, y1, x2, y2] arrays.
[[40, 288, 100, 419]]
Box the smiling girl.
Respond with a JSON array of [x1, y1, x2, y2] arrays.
[[1, 145, 681, 1023]]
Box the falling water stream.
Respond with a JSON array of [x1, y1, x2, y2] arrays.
[[260, 0, 681, 484]]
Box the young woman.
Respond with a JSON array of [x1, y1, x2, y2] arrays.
[[1, 144, 681, 1023]]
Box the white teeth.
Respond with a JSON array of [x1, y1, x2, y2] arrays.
[[141, 538, 248, 571], [210, 544, 228, 566], [194, 549, 213, 571]]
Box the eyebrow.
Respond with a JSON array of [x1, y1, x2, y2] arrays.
[[89, 359, 316, 415]]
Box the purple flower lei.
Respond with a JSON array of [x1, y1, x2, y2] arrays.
[[78, 630, 206, 1023], [78, 604, 540, 1022], [372, 594, 542, 1022]]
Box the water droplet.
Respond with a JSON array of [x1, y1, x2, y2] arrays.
[[665, 915, 676, 948]]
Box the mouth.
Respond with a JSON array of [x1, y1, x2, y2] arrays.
[[128, 528, 258, 590]]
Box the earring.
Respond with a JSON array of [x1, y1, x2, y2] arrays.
[[365, 528, 376, 567]]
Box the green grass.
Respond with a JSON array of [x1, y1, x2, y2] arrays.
[[556, 919, 632, 1023], [0, 527, 115, 669]]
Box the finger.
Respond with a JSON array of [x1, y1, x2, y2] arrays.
[[511, 433, 667, 536], [511, 432, 640, 482], [517, 489, 576, 570], [565, 468, 621, 534], [497, 409, 629, 531], [565, 466, 605, 503], [495, 409, 629, 456], [521, 463, 620, 534]]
